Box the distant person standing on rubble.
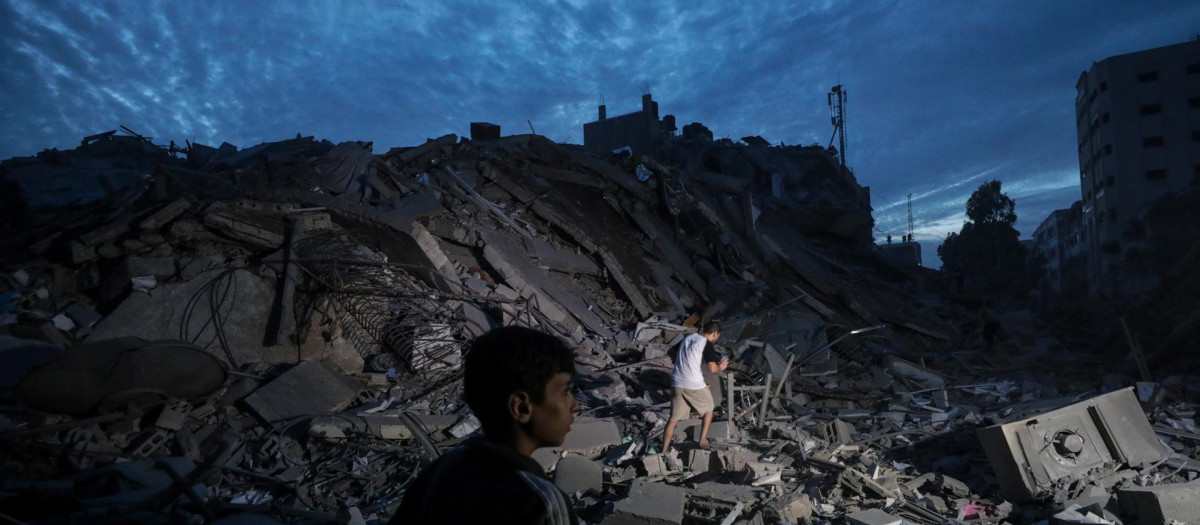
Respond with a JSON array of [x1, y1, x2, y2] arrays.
[[391, 326, 579, 525], [663, 321, 727, 453]]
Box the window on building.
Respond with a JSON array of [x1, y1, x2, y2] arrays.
[[1106, 175, 1115, 187], [1140, 103, 1162, 115], [1189, 63, 1200, 74], [1146, 168, 1167, 180], [1193, 130, 1200, 142], [1104, 143, 1113, 154], [1143, 136, 1165, 147], [1102, 112, 1110, 123], [1191, 96, 1200, 108], [1137, 71, 1158, 83], [1099, 82, 1108, 92]]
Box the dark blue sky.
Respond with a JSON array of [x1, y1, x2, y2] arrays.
[[3, 1, 1199, 265]]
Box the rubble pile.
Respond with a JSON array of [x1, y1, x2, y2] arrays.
[[1, 128, 1197, 524]]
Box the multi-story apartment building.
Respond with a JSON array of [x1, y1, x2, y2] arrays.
[[1032, 201, 1086, 296], [1075, 39, 1200, 298]]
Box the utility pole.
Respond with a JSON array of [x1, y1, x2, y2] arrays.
[[827, 85, 847, 169], [907, 193, 915, 242]]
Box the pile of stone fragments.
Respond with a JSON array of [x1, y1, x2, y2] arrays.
[[1, 126, 1198, 524]]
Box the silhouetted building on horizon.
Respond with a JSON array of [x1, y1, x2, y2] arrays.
[[877, 236, 923, 267], [1075, 38, 1200, 298], [583, 93, 675, 154], [1032, 201, 1086, 296]]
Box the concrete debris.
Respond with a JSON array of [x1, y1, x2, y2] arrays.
[[0, 124, 1193, 524], [845, 508, 903, 525], [555, 455, 604, 495], [603, 479, 686, 525], [1117, 480, 1200, 524], [243, 360, 362, 423]]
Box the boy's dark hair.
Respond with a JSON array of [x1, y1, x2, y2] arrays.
[[702, 320, 721, 335], [463, 326, 575, 434]]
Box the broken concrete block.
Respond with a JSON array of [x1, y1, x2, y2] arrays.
[[51, 314, 75, 332], [1052, 503, 1115, 524], [78, 221, 130, 247], [64, 302, 102, 332], [743, 462, 783, 485], [686, 449, 716, 473], [203, 205, 285, 248], [978, 387, 1165, 502], [937, 474, 970, 497], [139, 198, 191, 231], [153, 399, 192, 430], [845, 508, 902, 525], [884, 355, 947, 389], [605, 440, 640, 465], [770, 494, 813, 522], [524, 236, 601, 276], [675, 419, 734, 442], [309, 414, 457, 440], [300, 211, 332, 232], [410, 222, 460, 289], [815, 418, 854, 444], [1117, 480, 1200, 524], [244, 361, 361, 423], [554, 456, 602, 495], [459, 302, 493, 337], [533, 417, 623, 467], [602, 479, 686, 525], [713, 449, 758, 473], [640, 453, 671, 478]]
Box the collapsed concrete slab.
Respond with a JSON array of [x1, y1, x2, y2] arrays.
[[602, 479, 686, 525], [15, 338, 226, 416], [554, 455, 603, 495], [533, 418, 624, 468], [87, 268, 282, 365], [244, 361, 362, 423]]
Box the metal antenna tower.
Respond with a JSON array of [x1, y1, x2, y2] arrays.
[[906, 193, 915, 241], [827, 85, 847, 169]]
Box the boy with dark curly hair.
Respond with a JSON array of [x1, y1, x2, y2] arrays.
[[391, 326, 580, 525]]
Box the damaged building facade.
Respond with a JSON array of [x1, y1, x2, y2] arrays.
[[1074, 38, 1200, 299], [0, 99, 1195, 525]]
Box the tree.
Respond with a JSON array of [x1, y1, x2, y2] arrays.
[[966, 180, 1016, 225], [938, 180, 1029, 295]]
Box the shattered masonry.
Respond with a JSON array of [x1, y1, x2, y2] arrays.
[[0, 125, 1196, 525]]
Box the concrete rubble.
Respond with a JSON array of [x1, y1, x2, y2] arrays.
[[0, 126, 1197, 525]]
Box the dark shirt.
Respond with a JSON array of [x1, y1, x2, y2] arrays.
[[391, 436, 578, 525], [701, 340, 722, 365]]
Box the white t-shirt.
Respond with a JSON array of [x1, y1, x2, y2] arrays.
[[671, 333, 719, 389]]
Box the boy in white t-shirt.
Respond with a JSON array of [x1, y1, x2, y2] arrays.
[[663, 321, 727, 453]]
